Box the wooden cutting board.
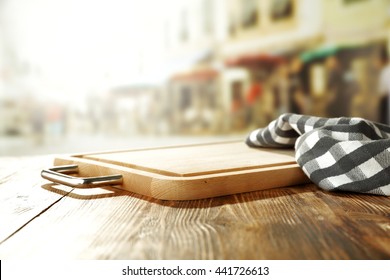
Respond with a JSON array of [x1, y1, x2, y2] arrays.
[[48, 140, 310, 200]]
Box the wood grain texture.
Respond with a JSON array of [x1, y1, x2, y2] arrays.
[[0, 156, 389, 259], [0, 157, 68, 243], [53, 141, 310, 200]]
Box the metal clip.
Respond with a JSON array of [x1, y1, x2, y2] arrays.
[[41, 165, 123, 188]]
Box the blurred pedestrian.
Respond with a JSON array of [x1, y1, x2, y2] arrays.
[[288, 56, 307, 114], [325, 56, 357, 118], [245, 81, 262, 126], [231, 81, 246, 130], [31, 103, 44, 145], [378, 48, 390, 125], [272, 63, 290, 116]]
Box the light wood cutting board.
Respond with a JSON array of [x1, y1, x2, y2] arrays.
[[48, 140, 310, 200]]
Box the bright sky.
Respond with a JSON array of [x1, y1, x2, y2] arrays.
[[1, 0, 174, 99]]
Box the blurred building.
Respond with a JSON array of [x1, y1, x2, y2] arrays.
[[160, 0, 224, 134], [160, 0, 390, 133], [220, 0, 323, 129], [305, 0, 390, 120], [1, 0, 390, 153]]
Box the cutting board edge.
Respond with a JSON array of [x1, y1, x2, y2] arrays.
[[53, 155, 310, 200]]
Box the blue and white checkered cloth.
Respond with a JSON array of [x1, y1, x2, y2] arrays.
[[246, 114, 390, 196]]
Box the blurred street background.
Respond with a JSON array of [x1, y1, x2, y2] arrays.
[[1, 0, 390, 155]]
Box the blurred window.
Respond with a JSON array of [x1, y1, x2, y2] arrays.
[[179, 9, 189, 42], [202, 0, 213, 35], [180, 87, 192, 110], [271, 0, 294, 21], [201, 81, 217, 108], [164, 21, 170, 49], [310, 64, 326, 96], [241, 0, 259, 28], [229, 11, 237, 36]]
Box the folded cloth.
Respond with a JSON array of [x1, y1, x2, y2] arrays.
[[246, 114, 390, 196]]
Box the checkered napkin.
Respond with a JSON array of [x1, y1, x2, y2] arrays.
[[246, 114, 390, 196]]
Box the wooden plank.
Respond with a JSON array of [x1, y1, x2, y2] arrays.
[[0, 169, 389, 259], [0, 156, 70, 243], [52, 141, 310, 200]]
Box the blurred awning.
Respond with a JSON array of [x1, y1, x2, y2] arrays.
[[166, 49, 215, 74], [300, 46, 339, 62], [300, 42, 383, 63], [220, 30, 323, 60], [170, 68, 219, 82], [225, 53, 285, 67]]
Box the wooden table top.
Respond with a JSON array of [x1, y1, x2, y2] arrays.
[[0, 155, 389, 259]]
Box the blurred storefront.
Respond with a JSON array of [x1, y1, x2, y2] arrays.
[[219, 0, 323, 131], [301, 42, 389, 120], [87, 0, 390, 135], [300, 0, 390, 121], [169, 65, 222, 134], [222, 54, 284, 130]]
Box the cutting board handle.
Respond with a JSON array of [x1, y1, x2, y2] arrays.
[[41, 165, 123, 188]]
